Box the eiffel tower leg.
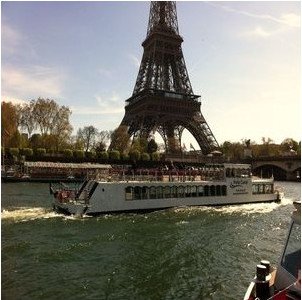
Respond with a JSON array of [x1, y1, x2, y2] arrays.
[[183, 119, 219, 155]]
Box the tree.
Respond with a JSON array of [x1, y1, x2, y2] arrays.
[[63, 149, 73, 158], [36, 148, 46, 157], [19, 101, 36, 137], [141, 152, 150, 161], [98, 130, 110, 150], [29, 134, 43, 149], [109, 150, 120, 160], [131, 137, 148, 153], [109, 125, 130, 153], [147, 139, 158, 153], [221, 141, 244, 161], [50, 105, 73, 151], [129, 149, 141, 162], [77, 126, 99, 152], [281, 138, 299, 153], [98, 151, 109, 160], [258, 137, 278, 157], [1, 102, 19, 147], [151, 152, 160, 161], [32, 98, 58, 135]]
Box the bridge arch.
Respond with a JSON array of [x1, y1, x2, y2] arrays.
[[253, 164, 287, 181]]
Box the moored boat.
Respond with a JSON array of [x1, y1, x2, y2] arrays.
[[50, 163, 282, 216], [244, 201, 301, 300]]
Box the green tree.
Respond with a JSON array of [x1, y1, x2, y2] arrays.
[[86, 151, 96, 159], [221, 141, 244, 161], [36, 148, 46, 157], [9, 148, 19, 157], [109, 150, 120, 160], [280, 138, 299, 153], [98, 151, 109, 160], [29, 134, 43, 149], [109, 125, 130, 153], [147, 139, 158, 153], [73, 150, 85, 159], [141, 152, 150, 161], [129, 149, 141, 162], [151, 152, 160, 161], [20, 148, 33, 157], [63, 149, 73, 158]]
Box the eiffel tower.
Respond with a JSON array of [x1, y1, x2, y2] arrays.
[[113, 1, 219, 155]]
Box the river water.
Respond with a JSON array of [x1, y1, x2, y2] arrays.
[[1, 181, 300, 300]]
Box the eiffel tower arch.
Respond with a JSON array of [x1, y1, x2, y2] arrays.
[[112, 1, 219, 155]]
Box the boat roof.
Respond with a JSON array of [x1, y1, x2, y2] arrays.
[[24, 161, 112, 169], [223, 163, 250, 168]]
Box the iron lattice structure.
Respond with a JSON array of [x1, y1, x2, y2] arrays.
[[114, 1, 219, 154]]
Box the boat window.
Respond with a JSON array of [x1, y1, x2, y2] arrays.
[[222, 185, 227, 196], [134, 186, 142, 200], [258, 184, 264, 194], [171, 186, 177, 198], [156, 186, 163, 198], [191, 186, 197, 197], [177, 186, 184, 197], [204, 185, 209, 196], [226, 168, 231, 178], [185, 186, 191, 197], [164, 186, 171, 198], [210, 185, 216, 196], [252, 184, 258, 194], [265, 184, 273, 194], [216, 185, 221, 196], [281, 222, 301, 278], [125, 186, 133, 200], [149, 186, 156, 199], [142, 186, 149, 199], [198, 186, 204, 196]]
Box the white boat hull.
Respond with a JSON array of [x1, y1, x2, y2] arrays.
[[53, 176, 279, 215]]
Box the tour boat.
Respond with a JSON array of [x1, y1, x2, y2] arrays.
[[244, 200, 301, 300], [50, 163, 282, 216]]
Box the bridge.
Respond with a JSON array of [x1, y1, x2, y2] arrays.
[[245, 155, 301, 181], [164, 153, 300, 181]]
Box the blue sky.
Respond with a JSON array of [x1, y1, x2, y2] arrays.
[[1, 1, 301, 148]]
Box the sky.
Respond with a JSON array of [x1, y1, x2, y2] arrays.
[[1, 1, 301, 149]]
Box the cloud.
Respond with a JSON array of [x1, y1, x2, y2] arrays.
[[1, 23, 23, 55], [128, 54, 141, 68], [2, 21, 37, 59], [279, 13, 300, 28], [207, 2, 300, 28], [2, 65, 65, 100], [97, 68, 113, 78], [241, 26, 272, 38], [72, 92, 124, 115]]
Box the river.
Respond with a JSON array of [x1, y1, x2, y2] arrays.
[[1, 181, 300, 299]]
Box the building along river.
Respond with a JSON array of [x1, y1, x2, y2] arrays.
[[1, 181, 300, 300]]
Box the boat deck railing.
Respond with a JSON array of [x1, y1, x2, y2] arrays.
[[100, 173, 224, 183]]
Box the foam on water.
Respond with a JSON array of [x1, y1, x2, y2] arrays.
[[214, 197, 294, 215], [1, 207, 62, 222], [172, 197, 294, 216]]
